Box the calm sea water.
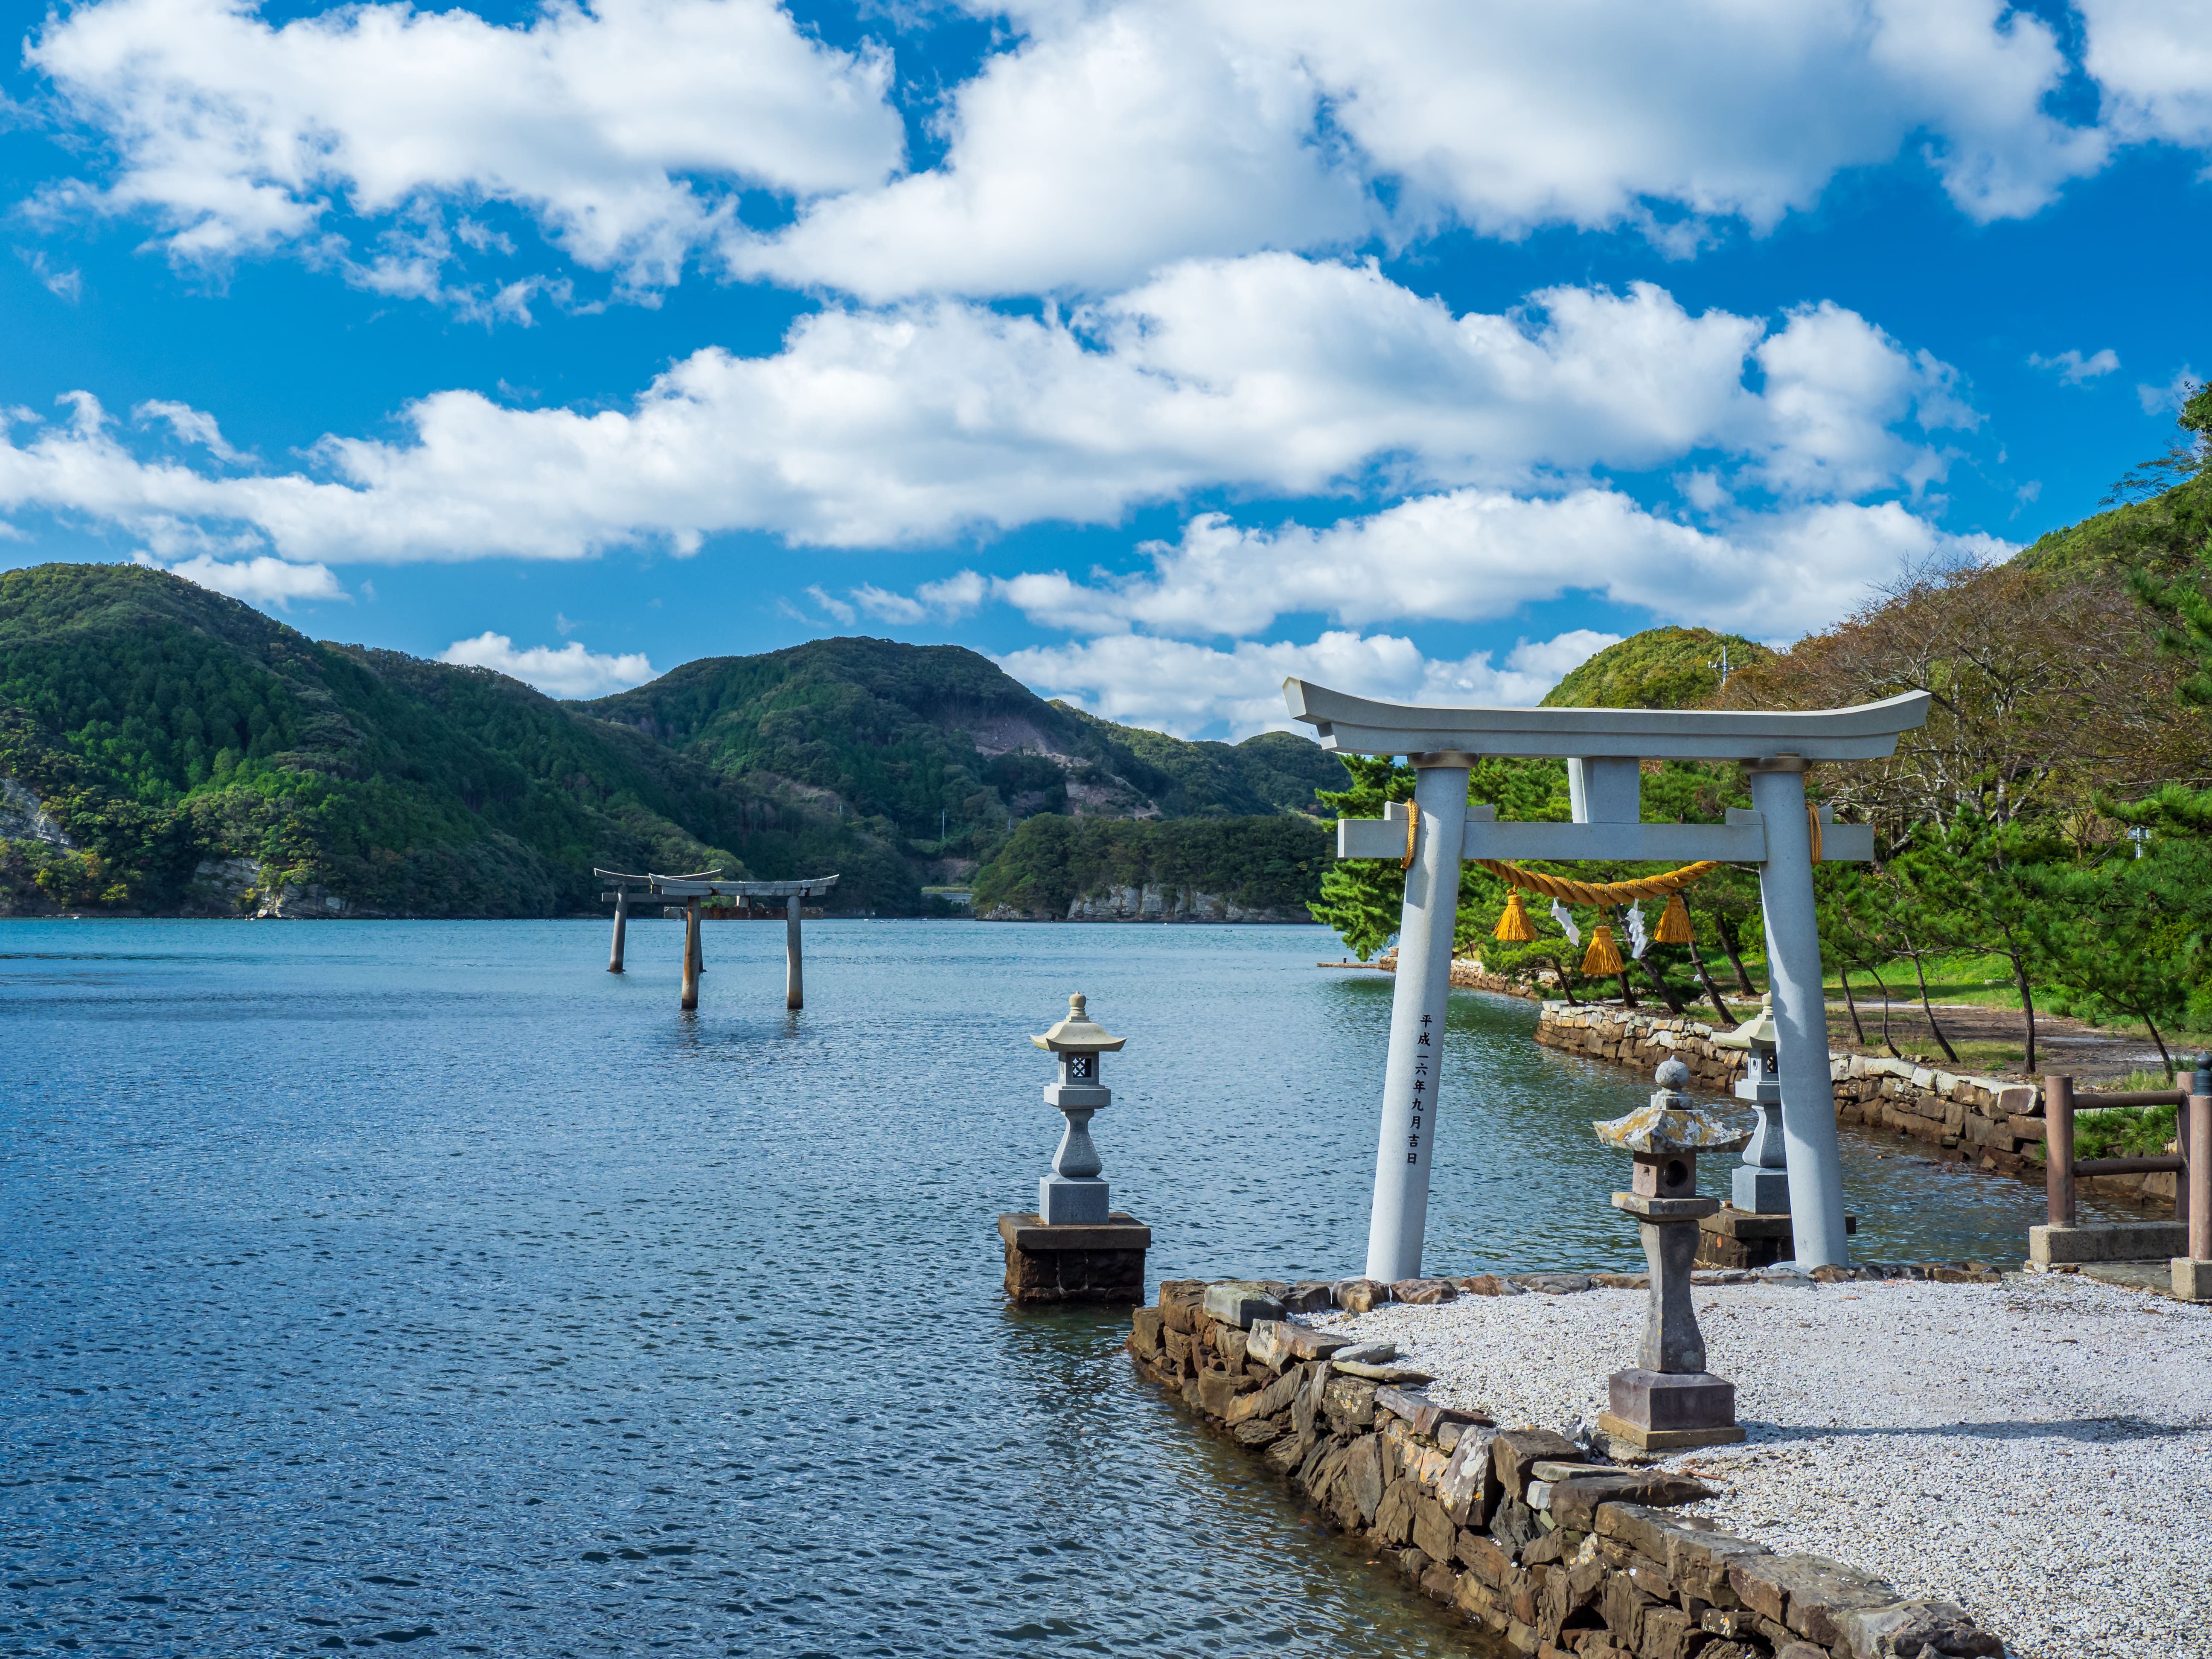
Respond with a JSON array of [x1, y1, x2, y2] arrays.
[[3, 920, 2082, 1658]]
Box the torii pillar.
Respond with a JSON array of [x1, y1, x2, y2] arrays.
[[1746, 757, 1849, 1266], [1283, 679, 1930, 1276], [786, 891, 804, 1010], [1367, 754, 1473, 1283]]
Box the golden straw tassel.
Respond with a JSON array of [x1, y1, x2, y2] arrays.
[[1582, 924, 1624, 976], [1493, 889, 1536, 942]]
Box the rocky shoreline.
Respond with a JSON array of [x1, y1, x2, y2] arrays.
[[1129, 1275, 2009, 1659]]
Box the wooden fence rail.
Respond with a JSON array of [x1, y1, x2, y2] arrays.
[[2044, 1074, 2196, 1233]]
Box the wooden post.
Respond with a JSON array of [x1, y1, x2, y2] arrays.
[[607, 886, 628, 973], [681, 901, 700, 1011], [691, 904, 705, 976], [2046, 1074, 2075, 1229], [786, 891, 803, 1010], [2191, 1094, 2210, 1262]]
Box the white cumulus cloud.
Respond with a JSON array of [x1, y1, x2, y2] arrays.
[[20, 0, 2136, 306], [737, 0, 2108, 298], [2082, 0, 2212, 151], [0, 264, 1976, 562], [995, 628, 1626, 739], [438, 632, 657, 697], [2029, 348, 2121, 386], [141, 550, 348, 608], [26, 0, 903, 298], [885, 490, 2010, 646], [2139, 366, 2202, 416]]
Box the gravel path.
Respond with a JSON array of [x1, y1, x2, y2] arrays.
[[1315, 1275, 2212, 1659]]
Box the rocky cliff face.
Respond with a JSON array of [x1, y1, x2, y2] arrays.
[[982, 881, 1311, 923]]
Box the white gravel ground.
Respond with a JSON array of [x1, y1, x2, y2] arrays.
[[1315, 1275, 2212, 1659]]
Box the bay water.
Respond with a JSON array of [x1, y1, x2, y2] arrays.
[[3, 920, 2078, 1656]]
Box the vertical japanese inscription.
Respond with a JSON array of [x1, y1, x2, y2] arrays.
[[1407, 1013, 1433, 1164]]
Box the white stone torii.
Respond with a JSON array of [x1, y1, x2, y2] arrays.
[[1281, 680, 1931, 1277]]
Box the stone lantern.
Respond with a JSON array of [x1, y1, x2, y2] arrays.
[[1592, 1058, 1750, 1453], [1713, 994, 1788, 1214], [1033, 992, 1125, 1222], [995, 992, 1150, 1304]]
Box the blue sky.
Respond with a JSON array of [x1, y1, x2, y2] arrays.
[[1, 0, 2206, 734]]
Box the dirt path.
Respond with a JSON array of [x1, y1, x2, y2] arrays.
[[1822, 995, 2179, 1086]]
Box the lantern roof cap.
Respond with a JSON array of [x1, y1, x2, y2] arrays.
[[1711, 992, 1777, 1051], [1033, 992, 1126, 1054], [1593, 1102, 1752, 1157]]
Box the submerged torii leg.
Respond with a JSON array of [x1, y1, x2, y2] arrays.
[[681, 901, 700, 1011], [786, 892, 803, 1011], [608, 887, 628, 973]]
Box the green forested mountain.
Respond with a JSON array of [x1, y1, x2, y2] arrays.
[[974, 813, 1332, 920], [0, 564, 1346, 918], [581, 637, 1343, 838], [1539, 626, 1773, 710]]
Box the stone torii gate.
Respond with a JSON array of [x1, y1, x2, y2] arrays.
[[596, 868, 839, 1011], [1281, 679, 1930, 1277]]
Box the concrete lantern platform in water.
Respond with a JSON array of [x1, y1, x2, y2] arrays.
[[996, 993, 1150, 1304], [1592, 1058, 1751, 1453]]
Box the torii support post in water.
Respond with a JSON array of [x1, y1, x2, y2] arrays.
[[681, 900, 701, 1010], [1281, 681, 1930, 1277], [786, 892, 804, 1010], [595, 869, 840, 1011], [604, 866, 719, 975]]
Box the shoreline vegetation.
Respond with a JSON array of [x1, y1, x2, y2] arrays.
[[1316, 386, 2212, 1086]]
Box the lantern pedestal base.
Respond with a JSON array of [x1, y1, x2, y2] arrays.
[[1732, 1165, 1791, 1214], [1039, 1173, 1110, 1224], [997, 1212, 1150, 1304], [1598, 1368, 1746, 1452]]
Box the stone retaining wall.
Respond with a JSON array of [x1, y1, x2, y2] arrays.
[[1129, 1277, 2006, 1659]]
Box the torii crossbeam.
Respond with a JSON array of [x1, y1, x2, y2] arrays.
[[1282, 680, 1931, 1276], [595, 868, 839, 1010]]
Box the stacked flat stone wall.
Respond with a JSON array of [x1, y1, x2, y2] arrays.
[[1130, 1278, 2005, 1659], [1531, 1005, 2180, 1212]]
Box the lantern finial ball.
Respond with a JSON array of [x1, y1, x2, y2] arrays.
[[1655, 1057, 1691, 1090]]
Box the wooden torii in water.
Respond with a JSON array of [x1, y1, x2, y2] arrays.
[[596, 868, 840, 1010]]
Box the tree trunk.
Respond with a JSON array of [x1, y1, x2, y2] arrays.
[[1837, 967, 1869, 1045], [2003, 933, 2037, 1076], [1712, 914, 1758, 995], [1616, 969, 1638, 1009], [1906, 946, 1960, 1065], [1866, 964, 1901, 1056], [1635, 949, 1688, 1015], [2139, 1007, 2174, 1080], [1544, 956, 1581, 1007], [1685, 940, 1735, 1026]]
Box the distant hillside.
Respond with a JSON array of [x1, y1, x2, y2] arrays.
[[582, 637, 1342, 842], [0, 568, 1345, 918], [1540, 626, 1772, 710], [0, 563, 832, 916]]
